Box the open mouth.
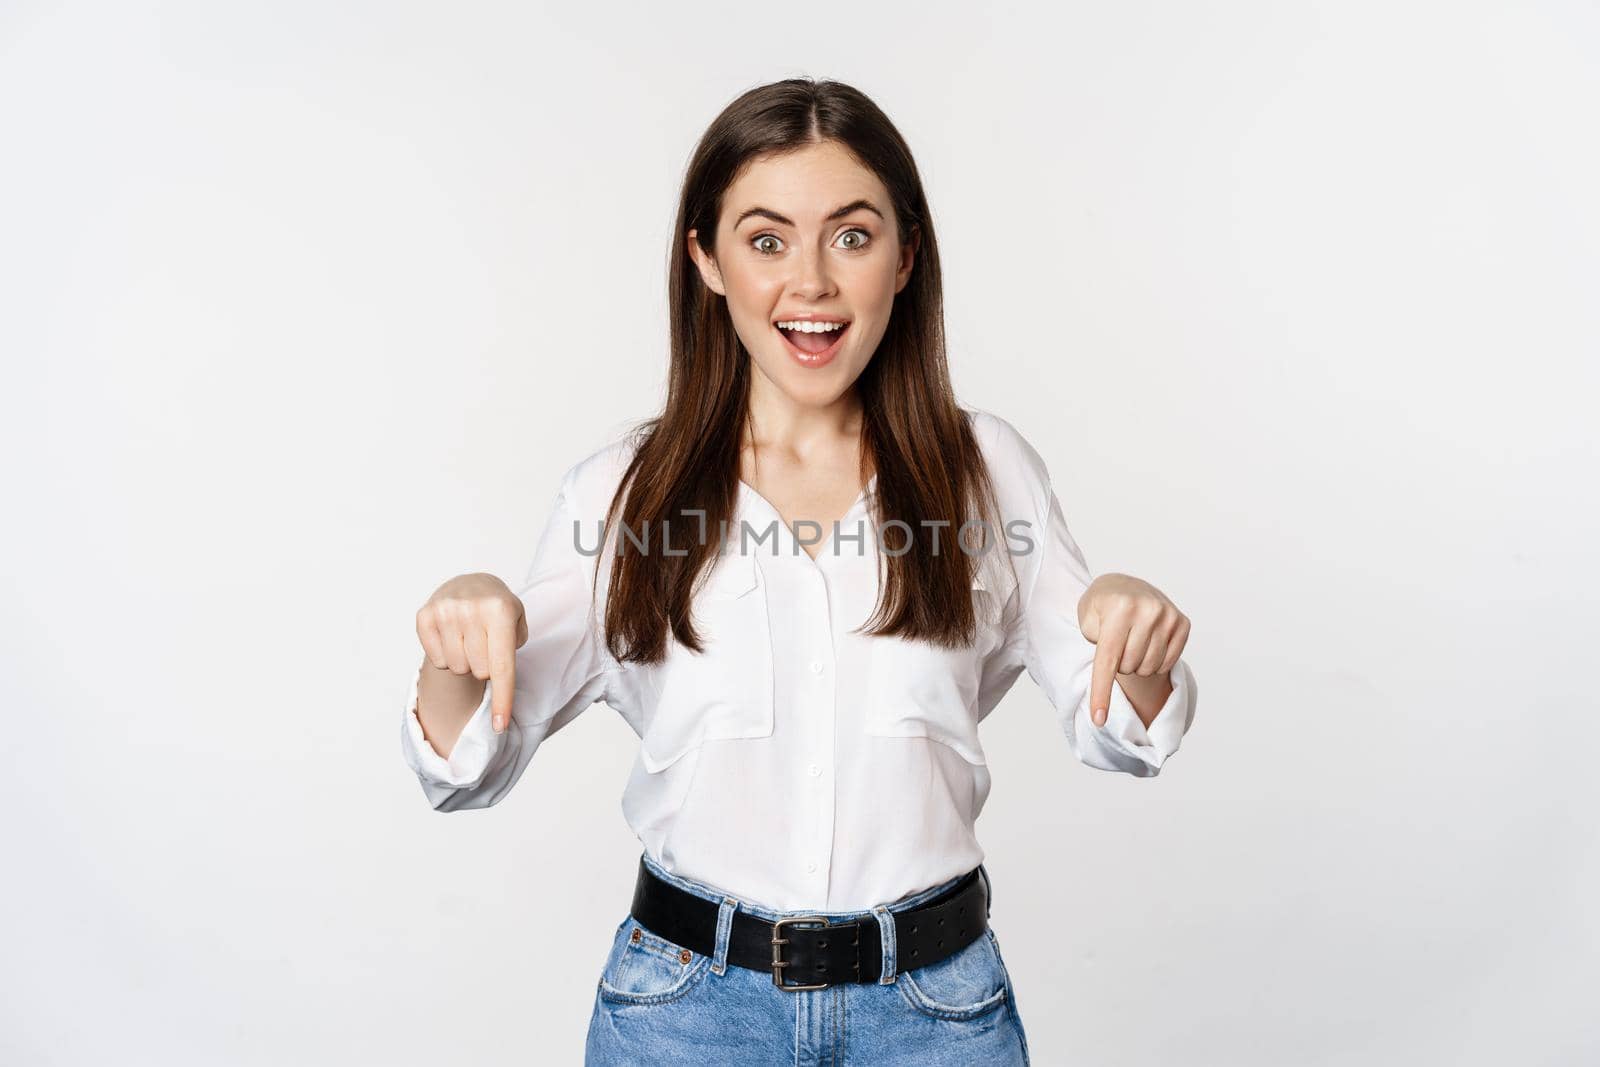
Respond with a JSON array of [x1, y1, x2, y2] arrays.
[[773, 319, 851, 363]]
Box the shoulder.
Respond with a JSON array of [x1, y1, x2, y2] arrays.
[[960, 404, 1053, 515], [555, 419, 649, 519]]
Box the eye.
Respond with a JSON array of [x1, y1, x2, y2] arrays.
[[748, 228, 874, 257], [837, 227, 871, 251]]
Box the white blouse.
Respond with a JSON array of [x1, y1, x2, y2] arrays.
[[400, 406, 1198, 913]]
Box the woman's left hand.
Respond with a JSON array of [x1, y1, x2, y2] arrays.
[[1077, 574, 1190, 727]]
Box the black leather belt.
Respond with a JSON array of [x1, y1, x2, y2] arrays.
[[627, 856, 992, 991]]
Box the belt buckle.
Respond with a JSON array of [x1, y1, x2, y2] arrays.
[[771, 915, 831, 991]]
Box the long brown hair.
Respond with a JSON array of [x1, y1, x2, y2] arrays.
[[599, 77, 1004, 664]]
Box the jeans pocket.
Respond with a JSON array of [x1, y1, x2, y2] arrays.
[[597, 914, 713, 1006], [895, 927, 1010, 1022]]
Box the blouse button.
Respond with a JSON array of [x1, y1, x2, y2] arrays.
[[807, 763, 821, 777], [805, 861, 817, 873], [809, 661, 824, 674]]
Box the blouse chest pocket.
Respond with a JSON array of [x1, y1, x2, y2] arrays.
[[639, 549, 775, 773], [861, 572, 1003, 766]]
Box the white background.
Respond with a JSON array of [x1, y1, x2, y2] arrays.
[[3, 1, 1596, 1064]]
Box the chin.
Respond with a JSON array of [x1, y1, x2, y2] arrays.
[[751, 362, 839, 403], [791, 370, 861, 406]]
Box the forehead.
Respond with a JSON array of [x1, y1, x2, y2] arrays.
[[722, 141, 892, 227]]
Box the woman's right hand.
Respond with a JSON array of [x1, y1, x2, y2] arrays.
[[415, 573, 529, 732]]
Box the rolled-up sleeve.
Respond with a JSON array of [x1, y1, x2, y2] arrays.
[[1013, 485, 1199, 777], [400, 470, 616, 811]]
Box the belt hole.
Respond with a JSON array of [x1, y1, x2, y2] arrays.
[[910, 924, 918, 934], [911, 949, 919, 958], [819, 940, 827, 948], [938, 917, 944, 926]]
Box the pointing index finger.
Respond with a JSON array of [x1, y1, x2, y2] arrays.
[[489, 617, 516, 732], [1090, 620, 1128, 728]]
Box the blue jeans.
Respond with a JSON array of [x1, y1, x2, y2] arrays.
[[585, 852, 1032, 1065]]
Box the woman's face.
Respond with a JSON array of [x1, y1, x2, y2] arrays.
[[688, 140, 918, 409]]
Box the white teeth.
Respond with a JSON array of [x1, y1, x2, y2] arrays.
[[776, 320, 847, 333]]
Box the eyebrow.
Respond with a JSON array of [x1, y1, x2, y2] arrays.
[[733, 199, 885, 229]]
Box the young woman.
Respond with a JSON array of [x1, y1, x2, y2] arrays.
[[401, 77, 1198, 1065]]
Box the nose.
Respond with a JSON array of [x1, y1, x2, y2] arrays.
[[788, 241, 838, 302]]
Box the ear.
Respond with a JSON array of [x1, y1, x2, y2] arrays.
[[687, 228, 727, 296], [893, 223, 920, 295]]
